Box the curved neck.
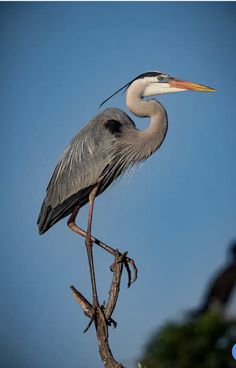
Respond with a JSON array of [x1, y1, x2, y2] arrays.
[[125, 81, 168, 159]]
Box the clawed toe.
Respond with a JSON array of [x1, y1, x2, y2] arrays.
[[83, 302, 117, 334], [110, 249, 138, 288], [100, 302, 117, 328]]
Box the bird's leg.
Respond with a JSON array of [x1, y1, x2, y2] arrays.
[[68, 206, 116, 256], [79, 185, 105, 334], [85, 185, 99, 308], [68, 208, 138, 287]]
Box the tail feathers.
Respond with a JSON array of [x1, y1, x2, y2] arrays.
[[37, 200, 52, 235], [37, 200, 66, 235], [37, 194, 80, 235], [37, 186, 93, 235]]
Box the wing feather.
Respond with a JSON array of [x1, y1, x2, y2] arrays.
[[45, 119, 114, 208], [37, 108, 137, 234]]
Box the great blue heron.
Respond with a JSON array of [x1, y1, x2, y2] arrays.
[[37, 70, 215, 315]]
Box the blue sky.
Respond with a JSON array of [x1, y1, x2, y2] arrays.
[[1, 2, 236, 367]]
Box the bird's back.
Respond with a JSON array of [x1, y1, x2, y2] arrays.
[[37, 108, 137, 234]]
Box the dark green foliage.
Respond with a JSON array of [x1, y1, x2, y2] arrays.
[[140, 313, 236, 368]]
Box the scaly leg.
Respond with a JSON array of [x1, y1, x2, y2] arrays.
[[85, 186, 99, 308], [68, 207, 117, 256]]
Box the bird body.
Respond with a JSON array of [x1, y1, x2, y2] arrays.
[[38, 71, 215, 235], [38, 103, 167, 234], [38, 70, 215, 326]]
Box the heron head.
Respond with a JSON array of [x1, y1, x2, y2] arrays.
[[136, 71, 216, 97], [99, 70, 215, 107]]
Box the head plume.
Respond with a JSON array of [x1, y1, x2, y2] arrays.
[[99, 71, 162, 108]]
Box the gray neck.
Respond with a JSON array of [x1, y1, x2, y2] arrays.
[[126, 81, 168, 160]]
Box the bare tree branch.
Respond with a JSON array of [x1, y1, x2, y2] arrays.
[[70, 249, 135, 368], [105, 250, 126, 320]]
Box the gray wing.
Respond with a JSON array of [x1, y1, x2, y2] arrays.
[[46, 121, 111, 209], [37, 108, 136, 234]]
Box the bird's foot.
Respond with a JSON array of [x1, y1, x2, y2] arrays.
[[110, 250, 138, 288], [100, 301, 117, 328], [83, 302, 117, 334]]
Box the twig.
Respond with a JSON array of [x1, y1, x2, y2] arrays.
[[70, 286, 92, 317]]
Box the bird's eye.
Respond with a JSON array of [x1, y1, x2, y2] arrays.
[[157, 76, 165, 81]]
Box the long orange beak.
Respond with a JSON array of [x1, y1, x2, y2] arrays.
[[169, 78, 215, 92]]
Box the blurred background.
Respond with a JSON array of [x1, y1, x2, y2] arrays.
[[1, 2, 236, 367], [140, 241, 236, 367]]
